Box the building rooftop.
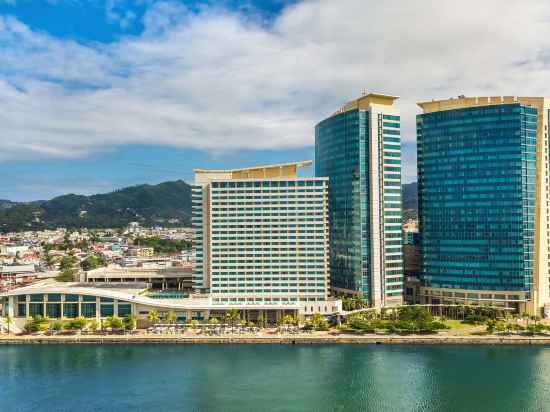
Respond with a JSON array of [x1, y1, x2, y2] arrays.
[[194, 161, 313, 184], [0, 280, 313, 310], [331, 92, 399, 117], [417, 96, 549, 113]]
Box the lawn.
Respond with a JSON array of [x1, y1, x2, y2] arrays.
[[440, 319, 484, 335]]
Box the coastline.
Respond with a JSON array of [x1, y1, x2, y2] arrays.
[[2, 333, 550, 345]]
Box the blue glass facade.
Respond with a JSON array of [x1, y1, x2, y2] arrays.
[[316, 109, 368, 295], [316, 105, 403, 304], [417, 103, 537, 293]]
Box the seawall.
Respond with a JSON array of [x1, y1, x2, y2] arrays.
[[2, 334, 550, 345]]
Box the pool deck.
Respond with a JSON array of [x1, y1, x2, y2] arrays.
[[3, 332, 550, 345]]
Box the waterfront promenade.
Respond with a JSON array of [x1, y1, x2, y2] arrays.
[[3, 331, 550, 345]]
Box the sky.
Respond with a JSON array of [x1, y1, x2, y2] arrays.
[[1, 0, 550, 201]]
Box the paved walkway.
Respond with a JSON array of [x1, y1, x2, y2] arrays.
[[2, 332, 550, 345]]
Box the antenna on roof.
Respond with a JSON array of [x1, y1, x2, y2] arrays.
[[361, 89, 368, 96]]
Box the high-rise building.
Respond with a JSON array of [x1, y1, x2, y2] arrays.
[[192, 161, 339, 313], [417, 96, 550, 315], [315, 93, 404, 307]]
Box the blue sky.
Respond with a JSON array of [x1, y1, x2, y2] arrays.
[[0, 0, 307, 200], [1, 0, 548, 201]]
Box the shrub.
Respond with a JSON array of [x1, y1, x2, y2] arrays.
[[51, 320, 64, 331], [123, 315, 136, 331], [70, 317, 87, 330], [304, 314, 329, 331], [104, 316, 123, 329], [23, 316, 50, 333], [88, 319, 99, 332]]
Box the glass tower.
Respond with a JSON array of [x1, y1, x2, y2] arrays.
[[417, 96, 550, 315], [315, 93, 403, 307]]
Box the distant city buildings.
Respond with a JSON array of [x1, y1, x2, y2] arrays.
[[315, 92, 404, 307], [417, 96, 550, 315]]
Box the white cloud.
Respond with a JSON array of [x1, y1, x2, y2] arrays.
[[2, 0, 550, 182]]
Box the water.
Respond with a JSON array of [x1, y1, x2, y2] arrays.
[[2, 344, 550, 412]]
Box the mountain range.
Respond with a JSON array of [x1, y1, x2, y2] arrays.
[[0, 180, 418, 232], [0, 180, 192, 233]]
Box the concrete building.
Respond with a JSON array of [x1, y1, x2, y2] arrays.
[[0, 280, 335, 332], [0, 244, 30, 256], [417, 96, 550, 315], [82, 266, 193, 291], [129, 247, 155, 258], [191, 161, 340, 314], [315, 92, 404, 307]]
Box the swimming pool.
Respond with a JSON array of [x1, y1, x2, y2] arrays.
[[147, 291, 189, 299]]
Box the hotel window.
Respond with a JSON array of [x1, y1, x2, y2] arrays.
[[117, 304, 132, 317], [63, 303, 78, 318], [82, 295, 97, 302], [81, 303, 96, 318], [17, 304, 26, 317], [65, 294, 79, 302], [46, 303, 61, 318], [100, 304, 114, 317], [30, 294, 44, 302], [29, 303, 43, 317], [47, 294, 61, 302]]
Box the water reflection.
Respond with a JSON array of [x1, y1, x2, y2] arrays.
[[1, 345, 550, 412]]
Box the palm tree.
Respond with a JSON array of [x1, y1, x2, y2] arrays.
[[147, 310, 160, 325], [257, 313, 266, 328], [5, 315, 12, 335], [226, 309, 240, 327], [281, 315, 296, 326], [165, 311, 177, 324]]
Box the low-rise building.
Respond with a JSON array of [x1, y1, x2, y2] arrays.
[[0, 280, 341, 332]]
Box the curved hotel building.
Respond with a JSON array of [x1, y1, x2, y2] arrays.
[[315, 93, 404, 307], [417, 96, 550, 315]]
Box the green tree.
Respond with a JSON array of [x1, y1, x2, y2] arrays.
[[165, 311, 177, 324], [305, 314, 329, 331], [56, 268, 77, 282], [59, 255, 77, 271], [225, 309, 240, 326], [80, 254, 106, 271], [123, 315, 136, 331], [147, 310, 160, 324], [44, 254, 55, 268], [5, 315, 12, 334], [281, 315, 297, 326], [256, 313, 266, 328]]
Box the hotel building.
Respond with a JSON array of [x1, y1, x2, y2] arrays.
[[315, 93, 404, 307], [192, 161, 334, 306], [417, 96, 550, 315]]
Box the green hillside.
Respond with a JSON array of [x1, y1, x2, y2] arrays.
[[0, 180, 192, 232]]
